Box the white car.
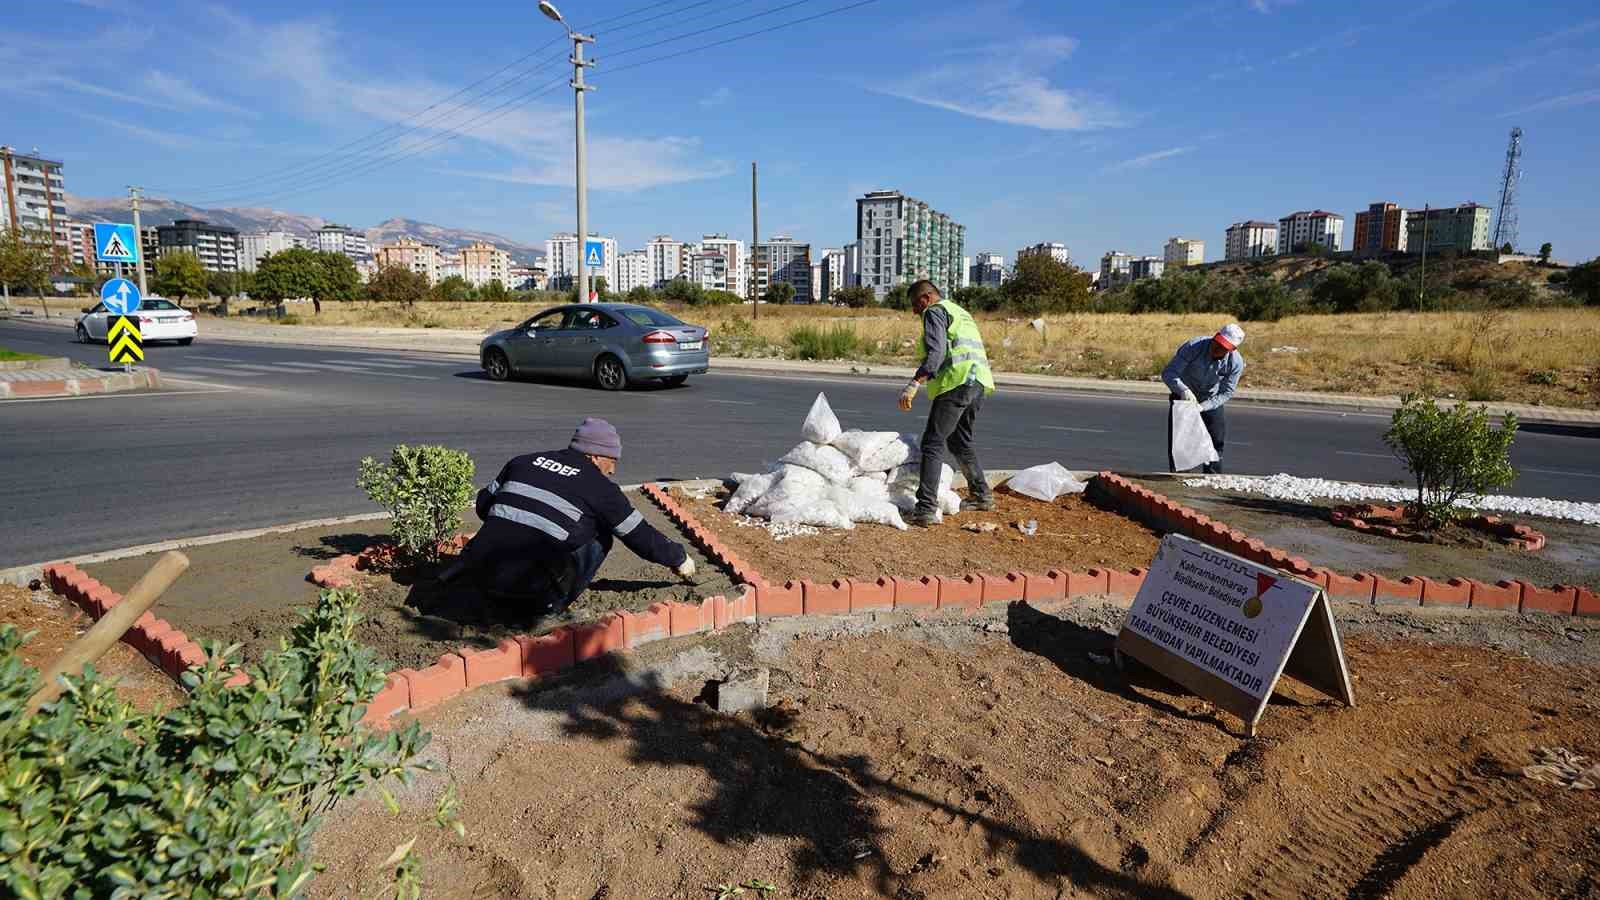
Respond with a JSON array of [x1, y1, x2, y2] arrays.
[[76, 297, 198, 346]]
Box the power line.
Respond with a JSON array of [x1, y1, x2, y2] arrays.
[[150, 0, 692, 199], [200, 0, 884, 208]]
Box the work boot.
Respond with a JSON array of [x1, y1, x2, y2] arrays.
[[909, 509, 939, 528]]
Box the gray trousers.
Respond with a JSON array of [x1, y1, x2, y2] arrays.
[[916, 381, 989, 513]]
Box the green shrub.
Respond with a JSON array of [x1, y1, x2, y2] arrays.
[[1527, 369, 1559, 385], [832, 285, 877, 309], [1546, 270, 1568, 285], [1231, 279, 1303, 322], [788, 323, 861, 360], [357, 444, 476, 564], [0, 588, 430, 897], [1382, 394, 1517, 530]]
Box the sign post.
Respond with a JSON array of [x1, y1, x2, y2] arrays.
[[1114, 534, 1354, 735], [100, 278, 144, 370], [583, 240, 605, 302]]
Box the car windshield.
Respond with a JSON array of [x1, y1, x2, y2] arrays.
[[620, 307, 684, 327], [142, 299, 179, 310]]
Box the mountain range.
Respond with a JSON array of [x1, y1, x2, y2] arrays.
[[62, 194, 545, 264]]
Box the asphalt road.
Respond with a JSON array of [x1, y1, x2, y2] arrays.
[[3, 317, 1597, 566]]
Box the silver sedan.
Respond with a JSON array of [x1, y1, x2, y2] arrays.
[[478, 303, 710, 390]]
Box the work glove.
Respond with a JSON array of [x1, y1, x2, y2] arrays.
[[1179, 388, 1197, 403], [898, 380, 919, 412], [675, 557, 697, 580]]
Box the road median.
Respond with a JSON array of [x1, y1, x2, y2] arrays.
[[0, 359, 161, 400]]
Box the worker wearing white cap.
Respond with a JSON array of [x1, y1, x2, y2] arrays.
[[1161, 323, 1246, 474]]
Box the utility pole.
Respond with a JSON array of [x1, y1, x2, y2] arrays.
[[1417, 204, 1429, 311], [129, 186, 147, 295], [750, 162, 758, 320], [539, 2, 595, 303]]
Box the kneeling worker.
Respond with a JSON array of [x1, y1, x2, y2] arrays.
[[1161, 323, 1245, 474], [454, 418, 694, 612]]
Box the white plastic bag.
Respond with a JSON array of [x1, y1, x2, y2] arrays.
[[744, 465, 827, 518], [859, 435, 918, 472], [831, 480, 908, 530], [886, 487, 962, 521], [778, 442, 855, 485], [1170, 400, 1220, 472], [1006, 462, 1087, 502], [725, 471, 778, 515], [801, 392, 843, 445], [889, 462, 953, 494], [831, 430, 899, 466], [769, 496, 854, 530]]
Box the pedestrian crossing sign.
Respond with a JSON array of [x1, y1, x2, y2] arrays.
[[584, 240, 605, 268], [108, 315, 144, 365], [94, 223, 139, 263]]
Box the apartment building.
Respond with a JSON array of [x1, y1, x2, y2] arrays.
[[698, 234, 746, 297], [438, 251, 463, 281], [645, 235, 685, 287], [375, 237, 441, 285], [1352, 202, 1408, 256], [1163, 237, 1204, 269], [1224, 221, 1277, 260], [616, 249, 650, 293], [754, 235, 813, 303], [969, 251, 1005, 288], [239, 231, 302, 272], [461, 241, 511, 288], [855, 190, 964, 300], [1099, 251, 1132, 289], [0, 146, 69, 263], [314, 224, 370, 260], [1129, 256, 1165, 281], [157, 219, 240, 272], [61, 221, 96, 270], [1016, 242, 1070, 265], [816, 248, 849, 303], [1404, 203, 1491, 254], [545, 232, 618, 292], [689, 250, 731, 294], [1276, 210, 1344, 254]]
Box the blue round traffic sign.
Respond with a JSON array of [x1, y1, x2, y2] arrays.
[[101, 278, 142, 316]]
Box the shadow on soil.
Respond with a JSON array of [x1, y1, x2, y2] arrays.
[[292, 532, 382, 560], [509, 651, 1194, 899]]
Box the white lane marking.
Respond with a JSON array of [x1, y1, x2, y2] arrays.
[[320, 358, 456, 369], [186, 354, 248, 362], [1042, 425, 1108, 433], [256, 361, 435, 379], [170, 366, 264, 377], [0, 388, 236, 404], [1336, 451, 1393, 459], [222, 363, 298, 373], [1520, 466, 1600, 480], [707, 399, 757, 405]]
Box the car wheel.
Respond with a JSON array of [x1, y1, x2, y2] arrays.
[[484, 348, 512, 382], [661, 375, 689, 387], [76, 324, 91, 344], [595, 354, 628, 391], [177, 337, 194, 346]]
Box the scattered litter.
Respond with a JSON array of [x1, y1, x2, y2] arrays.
[[1184, 473, 1600, 527], [1006, 462, 1086, 502], [1093, 756, 1117, 767], [963, 522, 999, 534], [1522, 746, 1599, 790], [1015, 519, 1039, 536], [731, 515, 819, 542], [1269, 345, 1304, 354]]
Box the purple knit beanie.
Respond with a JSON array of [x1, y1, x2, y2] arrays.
[[570, 417, 622, 459]]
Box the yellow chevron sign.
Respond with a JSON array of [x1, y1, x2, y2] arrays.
[[108, 315, 144, 364]]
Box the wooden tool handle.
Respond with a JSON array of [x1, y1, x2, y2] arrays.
[[25, 551, 189, 715]]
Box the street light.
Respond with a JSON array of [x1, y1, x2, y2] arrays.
[[539, 1, 596, 303]]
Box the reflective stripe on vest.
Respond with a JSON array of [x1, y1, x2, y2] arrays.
[[925, 300, 996, 400]]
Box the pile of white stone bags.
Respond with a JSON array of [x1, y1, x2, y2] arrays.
[[724, 393, 965, 531]]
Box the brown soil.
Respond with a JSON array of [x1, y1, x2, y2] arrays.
[[1140, 477, 1600, 590], [674, 485, 1163, 583], [306, 601, 1600, 899], [113, 492, 736, 672], [0, 583, 184, 712]]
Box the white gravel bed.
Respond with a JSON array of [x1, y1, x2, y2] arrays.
[[1182, 473, 1600, 527]]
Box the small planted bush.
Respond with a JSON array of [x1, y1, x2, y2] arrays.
[[788, 323, 861, 360], [0, 588, 431, 898], [1383, 394, 1517, 529], [358, 444, 476, 564]]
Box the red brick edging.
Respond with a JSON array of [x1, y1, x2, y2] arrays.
[[1329, 504, 1547, 551]]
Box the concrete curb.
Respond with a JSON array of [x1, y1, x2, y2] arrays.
[[0, 356, 71, 370], [0, 367, 161, 400]]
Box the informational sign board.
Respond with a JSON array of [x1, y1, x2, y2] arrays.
[[94, 223, 139, 263], [1114, 533, 1354, 735], [583, 240, 606, 268], [108, 315, 144, 365], [101, 277, 142, 316]]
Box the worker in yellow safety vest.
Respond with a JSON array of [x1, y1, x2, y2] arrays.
[[896, 279, 997, 527]]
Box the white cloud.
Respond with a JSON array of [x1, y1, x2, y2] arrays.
[[1249, 0, 1299, 12], [1500, 88, 1600, 117], [1101, 146, 1193, 173], [67, 112, 216, 151], [873, 36, 1125, 131], [699, 86, 733, 108], [1525, 17, 1600, 50], [440, 137, 734, 192], [141, 72, 259, 118]]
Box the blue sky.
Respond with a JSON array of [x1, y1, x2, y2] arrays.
[[5, 0, 1600, 263]]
